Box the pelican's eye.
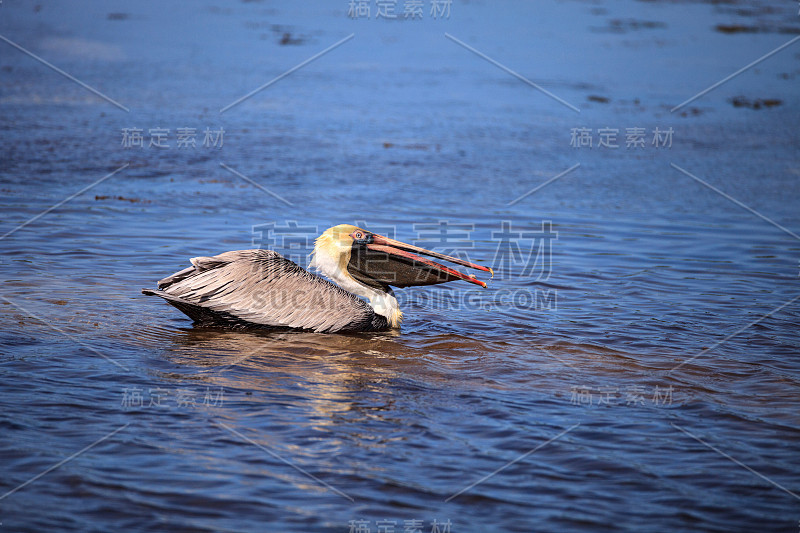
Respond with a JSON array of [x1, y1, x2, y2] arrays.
[[351, 230, 373, 244]]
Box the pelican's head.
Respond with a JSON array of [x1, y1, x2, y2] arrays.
[[309, 224, 493, 328]]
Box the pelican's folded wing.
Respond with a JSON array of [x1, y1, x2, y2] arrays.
[[143, 249, 386, 333]]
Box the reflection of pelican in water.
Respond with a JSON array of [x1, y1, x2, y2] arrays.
[[143, 225, 492, 333]]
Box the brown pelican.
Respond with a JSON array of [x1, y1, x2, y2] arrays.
[[142, 224, 492, 333]]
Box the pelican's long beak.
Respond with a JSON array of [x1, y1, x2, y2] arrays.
[[348, 232, 493, 289]]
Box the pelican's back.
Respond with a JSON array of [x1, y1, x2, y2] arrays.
[[143, 250, 389, 333]]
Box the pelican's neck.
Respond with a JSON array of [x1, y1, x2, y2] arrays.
[[309, 242, 403, 328]]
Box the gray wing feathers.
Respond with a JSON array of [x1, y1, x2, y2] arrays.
[[156, 250, 376, 333]]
